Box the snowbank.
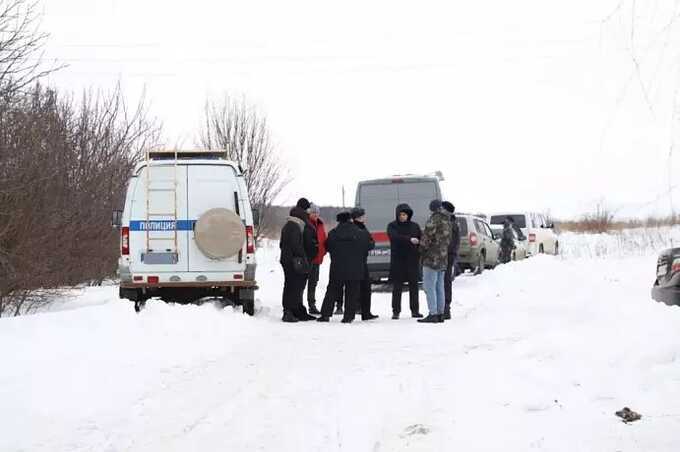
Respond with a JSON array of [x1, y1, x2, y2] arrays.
[[559, 226, 680, 259]]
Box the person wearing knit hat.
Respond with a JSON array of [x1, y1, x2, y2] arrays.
[[441, 201, 460, 320], [317, 211, 371, 323], [304, 203, 327, 315], [418, 199, 452, 323], [350, 207, 378, 320]]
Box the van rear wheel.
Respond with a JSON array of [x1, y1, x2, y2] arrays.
[[239, 288, 255, 316]]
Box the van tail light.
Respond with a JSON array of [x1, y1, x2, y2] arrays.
[[528, 233, 536, 243], [245, 226, 255, 254], [469, 232, 479, 247], [672, 258, 680, 274], [147, 276, 159, 284], [121, 227, 130, 255]]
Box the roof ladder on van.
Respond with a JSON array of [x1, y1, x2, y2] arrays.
[[144, 149, 179, 259]]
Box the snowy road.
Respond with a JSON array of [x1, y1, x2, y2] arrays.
[[1, 242, 680, 451]]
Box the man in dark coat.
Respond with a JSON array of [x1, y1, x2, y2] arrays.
[[499, 216, 516, 264], [279, 207, 317, 322], [442, 201, 460, 320], [317, 212, 370, 323], [296, 197, 319, 264], [387, 203, 423, 319], [351, 207, 378, 321]]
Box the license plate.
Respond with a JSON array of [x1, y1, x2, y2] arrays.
[[370, 249, 390, 257]]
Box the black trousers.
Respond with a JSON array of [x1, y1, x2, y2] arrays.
[[359, 278, 372, 317], [391, 277, 419, 314], [282, 264, 308, 317], [306, 263, 320, 304], [321, 280, 359, 320], [444, 255, 456, 308]]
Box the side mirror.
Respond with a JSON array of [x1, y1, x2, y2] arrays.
[[252, 208, 260, 227], [112, 210, 123, 228]]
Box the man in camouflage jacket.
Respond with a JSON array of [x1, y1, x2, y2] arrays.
[[418, 200, 452, 323]]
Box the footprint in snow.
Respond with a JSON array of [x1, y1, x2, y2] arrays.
[[402, 424, 430, 437]]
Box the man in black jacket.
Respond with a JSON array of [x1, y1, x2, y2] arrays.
[[296, 197, 319, 264], [442, 201, 460, 320], [387, 203, 423, 319], [351, 207, 378, 321], [279, 207, 316, 322], [317, 212, 371, 323]]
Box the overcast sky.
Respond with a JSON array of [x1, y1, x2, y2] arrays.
[[41, 1, 680, 219]]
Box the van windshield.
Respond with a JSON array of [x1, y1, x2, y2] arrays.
[[490, 214, 526, 228], [357, 180, 438, 232]]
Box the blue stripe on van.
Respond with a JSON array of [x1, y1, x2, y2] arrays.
[[129, 220, 196, 231]]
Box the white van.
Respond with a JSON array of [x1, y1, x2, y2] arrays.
[[488, 212, 559, 256], [355, 174, 443, 282], [113, 150, 258, 313]]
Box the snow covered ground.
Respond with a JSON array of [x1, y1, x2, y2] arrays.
[[1, 234, 679, 451]]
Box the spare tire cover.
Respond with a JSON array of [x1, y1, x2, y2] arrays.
[[194, 208, 245, 259]]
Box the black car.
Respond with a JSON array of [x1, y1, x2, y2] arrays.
[[652, 248, 680, 306]]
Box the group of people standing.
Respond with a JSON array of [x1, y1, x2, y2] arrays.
[[278, 197, 460, 324]]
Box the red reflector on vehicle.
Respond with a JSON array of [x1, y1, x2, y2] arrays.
[[234, 274, 243, 280], [469, 232, 478, 246], [372, 231, 390, 242], [528, 233, 536, 243], [133, 276, 143, 281], [147, 276, 159, 284]]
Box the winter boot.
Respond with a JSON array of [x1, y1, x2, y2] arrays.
[[316, 316, 330, 322], [362, 313, 379, 321], [411, 312, 424, 318], [299, 311, 317, 321], [392, 312, 400, 320], [443, 310, 451, 320], [417, 314, 440, 323], [282, 310, 299, 323], [438, 314, 445, 323], [341, 317, 354, 324], [308, 302, 321, 315]]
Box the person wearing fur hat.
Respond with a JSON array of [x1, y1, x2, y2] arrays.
[[304, 203, 327, 314], [279, 207, 317, 322], [351, 207, 378, 320], [441, 201, 460, 320], [417, 199, 452, 323], [317, 211, 371, 323], [387, 203, 423, 319]]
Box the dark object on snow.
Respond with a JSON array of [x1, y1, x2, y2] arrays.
[[615, 407, 642, 423], [387, 203, 422, 316], [651, 248, 680, 306]]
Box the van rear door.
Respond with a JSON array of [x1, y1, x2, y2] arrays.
[[187, 164, 245, 274], [128, 164, 189, 273]]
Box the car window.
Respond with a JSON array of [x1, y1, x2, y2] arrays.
[[474, 219, 489, 237], [483, 222, 494, 238], [456, 217, 468, 235]]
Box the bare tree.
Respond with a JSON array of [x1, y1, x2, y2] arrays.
[[0, 83, 160, 316], [199, 96, 288, 239], [0, 0, 63, 100]]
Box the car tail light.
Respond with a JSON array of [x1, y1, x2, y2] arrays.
[[528, 233, 536, 243], [469, 232, 478, 247], [245, 226, 255, 254], [133, 276, 143, 282], [121, 227, 130, 255], [147, 276, 159, 284], [673, 258, 680, 274], [234, 274, 243, 280]]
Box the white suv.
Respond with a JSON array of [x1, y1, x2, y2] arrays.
[[488, 212, 559, 256]]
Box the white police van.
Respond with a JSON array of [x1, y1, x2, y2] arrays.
[[113, 150, 258, 313]]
